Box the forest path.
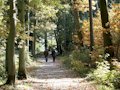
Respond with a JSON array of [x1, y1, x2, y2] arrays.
[[15, 58, 96, 90]]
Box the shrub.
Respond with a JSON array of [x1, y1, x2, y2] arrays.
[[96, 85, 115, 90], [62, 56, 72, 68], [71, 60, 89, 77], [0, 51, 6, 83], [88, 60, 120, 89], [70, 49, 90, 63], [62, 49, 90, 76], [112, 74, 120, 89]]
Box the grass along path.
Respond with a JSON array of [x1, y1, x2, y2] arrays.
[[1, 58, 96, 90]]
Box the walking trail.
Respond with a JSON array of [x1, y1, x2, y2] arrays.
[[15, 58, 96, 90]]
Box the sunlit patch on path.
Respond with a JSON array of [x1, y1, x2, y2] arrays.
[[15, 58, 96, 90]]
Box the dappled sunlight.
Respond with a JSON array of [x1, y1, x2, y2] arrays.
[[29, 58, 78, 79], [16, 77, 96, 90], [15, 58, 96, 90]]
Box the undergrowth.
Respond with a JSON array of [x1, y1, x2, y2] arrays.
[[0, 49, 34, 85], [88, 57, 120, 90], [61, 48, 120, 90], [62, 49, 91, 77]]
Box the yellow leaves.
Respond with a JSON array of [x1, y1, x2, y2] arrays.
[[110, 4, 120, 29], [109, 4, 120, 45], [0, 29, 7, 38], [73, 34, 80, 44], [0, 22, 8, 39], [72, 0, 97, 12], [81, 12, 104, 46]]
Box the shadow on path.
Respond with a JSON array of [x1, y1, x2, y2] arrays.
[[14, 58, 96, 90], [29, 58, 77, 79]]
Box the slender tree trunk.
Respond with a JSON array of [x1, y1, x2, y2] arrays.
[[32, 28, 36, 57], [99, 0, 114, 59], [27, 9, 30, 55], [73, 9, 83, 47], [54, 30, 62, 55], [17, 0, 27, 80], [89, 0, 94, 51], [24, 9, 30, 60], [44, 31, 48, 50], [5, 0, 16, 85], [116, 43, 120, 60]]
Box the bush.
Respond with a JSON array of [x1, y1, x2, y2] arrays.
[[62, 56, 72, 68], [71, 60, 89, 77], [96, 85, 115, 90], [88, 60, 120, 89], [70, 49, 90, 63], [0, 51, 6, 83], [0, 62, 6, 80], [62, 49, 90, 76], [112, 74, 120, 89]]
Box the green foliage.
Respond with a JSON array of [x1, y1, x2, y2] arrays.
[[88, 60, 120, 89], [112, 73, 120, 89], [96, 85, 115, 90], [0, 0, 2, 7], [70, 60, 89, 76], [29, 0, 42, 9], [42, 0, 61, 7], [0, 63, 6, 80], [62, 55, 72, 68], [62, 49, 90, 76], [0, 51, 6, 83]]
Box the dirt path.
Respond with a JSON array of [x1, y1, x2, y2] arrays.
[[15, 58, 96, 90]]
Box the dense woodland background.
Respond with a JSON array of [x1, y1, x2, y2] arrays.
[[0, 0, 120, 90]]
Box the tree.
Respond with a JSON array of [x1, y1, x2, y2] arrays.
[[5, 0, 16, 85], [55, 5, 74, 53], [33, 19, 36, 57], [17, 0, 27, 80], [44, 30, 48, 50], [99, 0, 114, 58], [71, 0, 95, 49], [72, 0, 83, 47], [89, 0, 94, 51]]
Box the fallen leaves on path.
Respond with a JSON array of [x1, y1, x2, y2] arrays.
[[1, 58, 96, 90]]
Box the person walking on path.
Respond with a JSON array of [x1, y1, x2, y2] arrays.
[[44, 49, 49, 62], [51, 49, 56, 62]]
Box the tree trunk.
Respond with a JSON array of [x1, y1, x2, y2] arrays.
[[32, 28, 36, 57], [99, 0, 114, 59], [18, 44, 27, 80], [99, 0, 110, 29], [5, 17, 10, 73], [44, 31, 48, 50], [89, 0, 94, 51], [73, 9, 83, 47], [17, 0, 27, 80], [5, 0, 16, 85], [54, 30, 62, 55], [27, 9, 30, 55]]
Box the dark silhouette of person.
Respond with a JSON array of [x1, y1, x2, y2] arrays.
[[44, 49, 48, 62], [51, 49, 56, 62]]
